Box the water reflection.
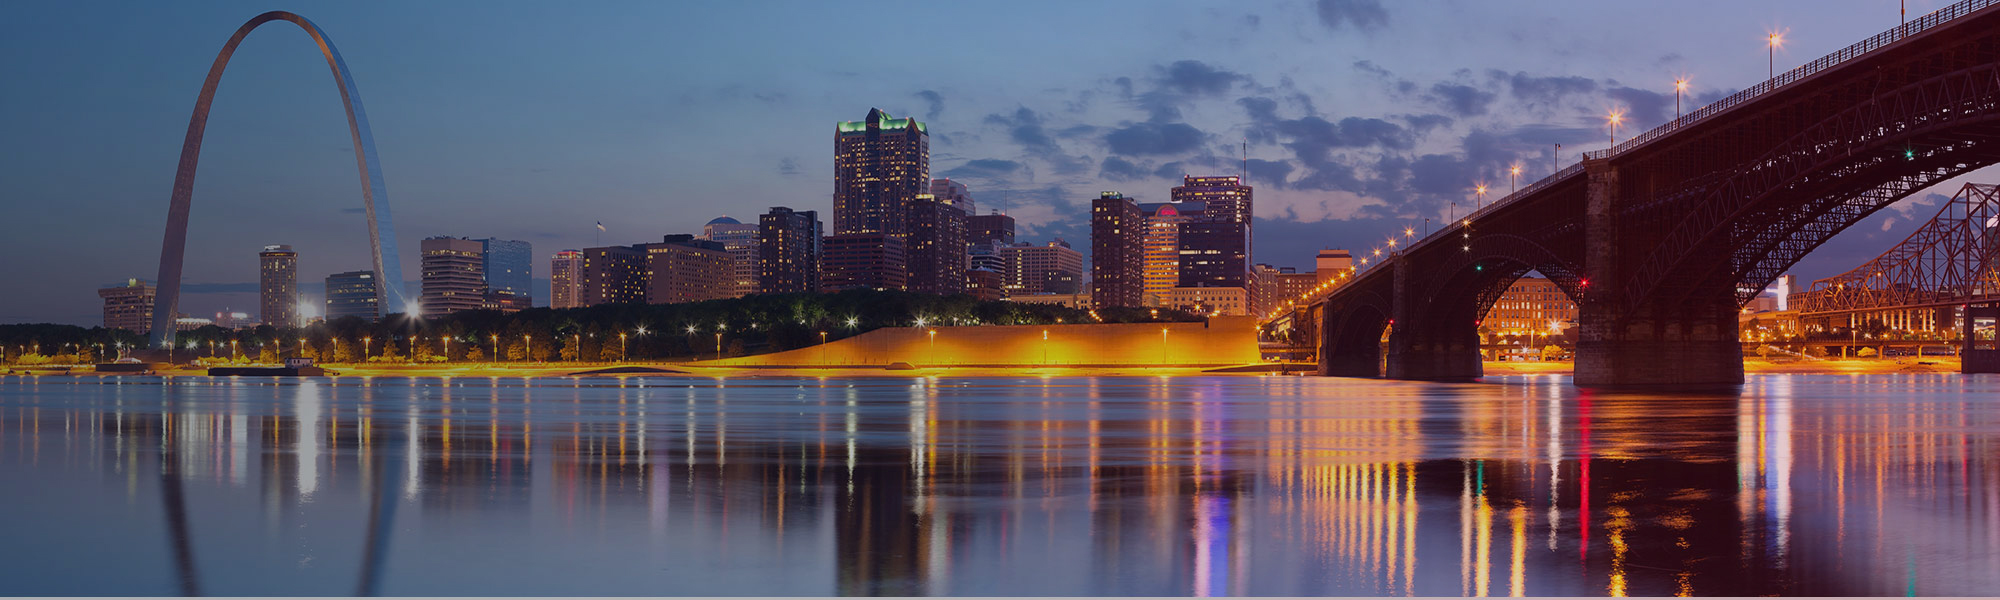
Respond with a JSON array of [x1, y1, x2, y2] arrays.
[[0, 373, 1996, 595]]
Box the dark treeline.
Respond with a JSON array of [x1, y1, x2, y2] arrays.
[[3, 290, 1202, 364]]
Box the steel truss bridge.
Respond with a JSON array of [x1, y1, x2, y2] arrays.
[[1790, 183, 2000, 340], [1276, 0, 2000, 385]]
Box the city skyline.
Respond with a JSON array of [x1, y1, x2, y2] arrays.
[[2, 1, 1989, 325]]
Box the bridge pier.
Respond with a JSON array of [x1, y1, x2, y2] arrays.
[[1383, 259, 1483, 380]]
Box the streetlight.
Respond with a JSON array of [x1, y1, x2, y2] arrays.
[[443, 336, 452, 362], [1509, 164, 1521, 195], [298, 337, 306, 359], [1475, 184, 1488, 210], [489, 334, 498, 361], [1042, 329, 1050, 365], [364, 336, 372, 361], [1674, 78, 1688, 120], [927, 328, 937, 358], [1161, 327, 1170, 363], [574, 333, 582, 362], [715, 332, 724, 360], [523, 335, 532, 362], [819, 331, 829, 365], [619, 332, 627, 361], [1606, 110, 1625, 146]]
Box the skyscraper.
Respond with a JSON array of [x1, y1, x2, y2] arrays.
[[1315, 249, 1354, 283], [477, 238, 532, 303], [968, 212, 1016, 245], [929, 178, 975, 214], [643, 235, 734, 305], [758, 207, 822, 294], [1141, 202, 1201, 306], [419, 237, 486, 316], [325, 270, 380, 322], [1090, 192, 1144, 308], [579, 245, 648, 306], [98, 279, 156, 334], [822, 233, 907, 292], [904, 193, 966, 295], [259, 244, 298, 327], [1171, 175, 1253, 289], [834, 108, 929, 237], [550, 250, 583, 309], [999, 240, 1083, 296], [702, 216, 761, 297]]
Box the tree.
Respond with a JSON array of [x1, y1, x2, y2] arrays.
[[559, 339, 580, 362], [464, 344, 486, 362], [1540, 344, 1564, 361], [413, 338, 437, 363], [598, 337, 624, 362], [529, 335, 555, 362], [332, 339, 357, 363], [1857, 347, 1879, 358], [725, 339, 746, 358], [506, 339, 528, 362], [258, 345, 278, 364]]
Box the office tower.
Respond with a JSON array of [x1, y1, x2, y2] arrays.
[[1315, 249, 1354, 283], [1276, 268, 1317, 308], [98, 279, 157, 334], [477, 238, 532, 303], [905, 193, 967, 295], [579, 245, 648, 306], [324, 270, 380, 322], [966, 268, 1005, 301], [258, 244, 298, 327], [1090, 192, 1144, 308], [550, 250, 583, 308], [481, 291, 531, 312], [967, 212, 1016, 245], [758, 207, 822, 294], [1171, 175, 1253, 288], [1141, 202, 1200, 306], [822, 233, 907, 291], [999, 240, 1083, 296], [420, 237, 487, 316], [702, 216, 761, 297], [834, 108, 929, 237], [1249, 263, 1281, 316], [929, 178, 976, 214], [643, 235, 733, 304]]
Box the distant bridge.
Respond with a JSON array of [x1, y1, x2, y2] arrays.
[[1280, 0, 2000, 385]]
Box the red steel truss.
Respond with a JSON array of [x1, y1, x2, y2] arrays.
[[1793, 183, 2000, 314]]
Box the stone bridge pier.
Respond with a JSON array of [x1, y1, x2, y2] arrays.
[[1383, 262, 1483, 380]]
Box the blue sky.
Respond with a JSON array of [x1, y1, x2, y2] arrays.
[[0, 0, 1983, 325]]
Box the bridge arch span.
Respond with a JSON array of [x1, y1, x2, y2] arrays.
[[148, 11, 404, 347]]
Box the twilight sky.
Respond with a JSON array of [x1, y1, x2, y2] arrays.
[[1, 0, 1988, 325]]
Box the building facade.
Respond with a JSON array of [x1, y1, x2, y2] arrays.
[[967, 212, 1016, 245], [325, 270, 380, 322], [644, 235, 734, 305], [1481, 276, 1578, 337], [999, 240, 1083, 297], [1140, 202, 1200, 306], [579, 245, 648, 306], [758, 207, 822, 294], [1090, 192, 1145, 308], [1164, 286, 1248, 317], [258, 244, 298, 327], [98, 279, 156, 334], [550, 250, 583, 309], [822, 233, 907, 292], [477, 238, 532, 302], [1171, 175, 1252, 289], [420, 237, 487, 316], [702, 216, 761, 298], [834, 108, 928, 237], [904, 193, 966, 295], [929, 178, 975, 215], [1315, 249, 1355, 283]]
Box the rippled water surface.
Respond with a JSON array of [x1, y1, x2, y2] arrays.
[[1, 373, 1997, 596]]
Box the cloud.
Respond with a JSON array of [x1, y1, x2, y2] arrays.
[[778, 157, 801, 176], [1429, 82, 1495, 117], [1245, 159, 1293, 188], [1105, 122, 1207, 156], [1157, 60, 1247, 97], [914, 90, 945, 120], [942, 159, 1027, 179], [1604, 86, 1670, 129], [1493, 70, 1597, 107], [1099, 157, 1153, 182], [1316, 0, 1388, 32], [181, 282, 259, 294], [340, 207, 367, 214]]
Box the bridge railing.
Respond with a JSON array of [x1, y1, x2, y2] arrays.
[[1585, 0, 1997, 162]]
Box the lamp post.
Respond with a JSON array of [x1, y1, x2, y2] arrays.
[[820, 331, 829, 365], [1475, 184, 1488, 210], [574, 334, 582, 362], [1674, 78, 1688, 121], [489, 334, 498, 362], [1768, 32, 1783, 79], [1161, 327, 1170, 363], [1042, 329, 1050, 365], [619, 333, 627, 362], [715, 332, 723, 360], [364, 336, 372, 361], [523, 335, 531, 362], [1509, 165, 1520, 195], [230, 340, 238, 361], [1606, 110, 1624, 146]]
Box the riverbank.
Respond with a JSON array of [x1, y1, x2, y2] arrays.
[[1483, 357, 1964, 375]]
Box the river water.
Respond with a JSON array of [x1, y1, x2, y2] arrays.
[[0, 373, 1994, 596]]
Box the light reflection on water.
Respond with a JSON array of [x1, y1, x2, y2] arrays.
[[0, 373, 1996, 596]]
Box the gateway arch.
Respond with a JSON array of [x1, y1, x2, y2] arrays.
[[148, 11, 406, 347]]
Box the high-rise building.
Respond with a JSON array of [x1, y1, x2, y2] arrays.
[[1276, 269, 1317, 310], [550, 250, 583, 309], [420, 237, 487, 316], [904, 193, 966, 295], [98, 279, 156, 334], [834, 108, 929, 237], [967, 212, 1016, 245], [758, 207, 822, 294], [324, 270, 380, 322], [644, 235, 734, 305], [822, 233, 907, 291], [929, 178, 975, 215], [1315, 249, 1354, 283], [259, 244, 298, 327], [1171, 175, 1253, 288], [1090, 192, 1145, 308], [702, 216, 761, 297], [579, 245, 648, 306], [966, 268, 1006, 301], [477, 238, 532, 302], [999, 240, 1083, 297], [1141, 202, 1201, 306]]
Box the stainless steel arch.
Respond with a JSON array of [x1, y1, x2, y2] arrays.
[[148, 11, 404, 347]]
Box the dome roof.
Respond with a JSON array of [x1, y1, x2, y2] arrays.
[[705, 216, 741, 225]]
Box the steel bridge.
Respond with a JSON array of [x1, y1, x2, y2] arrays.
[[1281, 0, 2000, 385]]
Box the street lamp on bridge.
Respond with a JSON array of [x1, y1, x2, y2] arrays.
[[1767, 31, 1785, 79], [1674, 78, 1689, 120], [1606, 110, 1625, 146]]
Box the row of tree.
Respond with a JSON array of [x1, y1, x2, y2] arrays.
[[1, 290, 1204, 365]]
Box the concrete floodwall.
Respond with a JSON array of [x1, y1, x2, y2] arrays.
[[702, 316, 1259, 367]]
